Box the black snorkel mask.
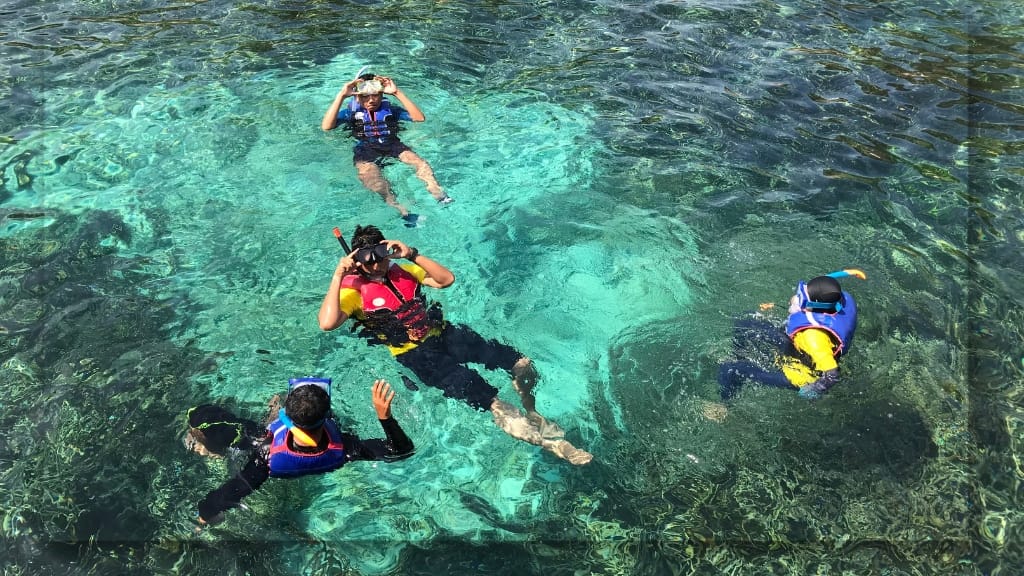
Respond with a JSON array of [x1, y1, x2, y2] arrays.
[[354, 243, 392, 265], [333, 227, 391, 266]]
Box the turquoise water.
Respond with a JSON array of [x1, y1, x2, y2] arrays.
[[2, 0, 1022, 573]]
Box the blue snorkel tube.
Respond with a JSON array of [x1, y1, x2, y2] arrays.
[[801, 268, 867, 312], [825, 268, 867, 280]]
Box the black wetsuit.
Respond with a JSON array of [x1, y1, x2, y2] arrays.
[[187, 405, 414, 522]]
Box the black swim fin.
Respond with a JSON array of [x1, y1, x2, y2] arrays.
[[400, 375, 419, 391]]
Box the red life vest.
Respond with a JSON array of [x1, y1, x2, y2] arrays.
[[341, 264, 437, 344]]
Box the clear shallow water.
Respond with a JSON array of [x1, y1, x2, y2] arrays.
[[1, 0, 1022, 574]]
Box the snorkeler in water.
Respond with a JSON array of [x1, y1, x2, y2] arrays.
[[321, 72, 451, 227], [186, 378, 414, 527], [317, 224, 593, 465], [714, 269, 866, 408]]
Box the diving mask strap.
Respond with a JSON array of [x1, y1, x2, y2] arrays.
[[278, 409, 318, 447]]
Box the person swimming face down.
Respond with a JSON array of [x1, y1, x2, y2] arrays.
[[804, 275, 843, 312]]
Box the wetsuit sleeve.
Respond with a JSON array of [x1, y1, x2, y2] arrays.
[[197, 446, 271, 523], [379, 417, 415, 460], [344, 418, 415, 463], [339, 287, 363, 317]]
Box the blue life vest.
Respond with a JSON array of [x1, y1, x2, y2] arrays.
[[266, 418, 347, 478], [347, 98, 400, 144], [785, 281, 857, 356]]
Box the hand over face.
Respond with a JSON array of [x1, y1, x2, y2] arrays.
[[335, 253, 358, 276], [342, 78, 361, 96]]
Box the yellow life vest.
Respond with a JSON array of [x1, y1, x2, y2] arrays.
[[780, 329, 839, 387]]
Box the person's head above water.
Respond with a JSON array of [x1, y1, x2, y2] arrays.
[[805, 275, 842, 309], [284, 382, 330, 429], [354, 73, 383, 96], [349, 225, 391, 276], [351, 224, 385, 250]]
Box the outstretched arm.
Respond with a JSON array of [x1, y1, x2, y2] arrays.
[[372, 379, 415, 459], [197, 449, 270, 525]]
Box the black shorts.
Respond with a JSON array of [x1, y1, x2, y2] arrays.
[[353, 140, 412, 164], [395, 323, 523, 411]]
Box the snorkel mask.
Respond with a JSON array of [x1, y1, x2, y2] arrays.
[[354, 243, 392, 265], [355, 78, 383, 95]]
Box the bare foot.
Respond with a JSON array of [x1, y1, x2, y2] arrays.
[[543, 439, 593, 465]]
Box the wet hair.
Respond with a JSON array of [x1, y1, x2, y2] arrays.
[[806, 276, 842, 304], [351, 224, 385, 250], [284, 385, 330, 429]]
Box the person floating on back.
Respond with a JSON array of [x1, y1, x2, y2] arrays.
[[714, 269, 866, 410], [321, 72, 451, 227], [318, 224, 593, 465], [186, 378, 414, 527]]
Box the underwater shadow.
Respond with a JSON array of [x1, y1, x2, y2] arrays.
[[779, 398, 937, 479]]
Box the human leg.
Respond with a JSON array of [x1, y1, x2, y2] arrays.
[[185, 404, 261, 457], [444, 324, 573, 440], [395, 340, 499, 411], [353, 158, 410, 217], [397, 149, 449, 202], [510, 357, 567, 439], [490, 398, 592, 465], [717, 360, 794, 400], [441, 325, 537, 411], [403, 327, 590, 463]]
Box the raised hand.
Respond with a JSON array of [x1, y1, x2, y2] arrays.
[[372, 379, 396, 419]]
